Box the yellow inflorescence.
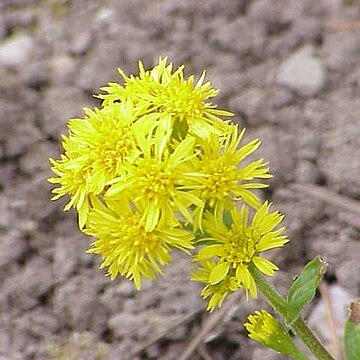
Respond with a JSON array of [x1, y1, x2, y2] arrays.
[[246, 310, 279, 346], [85, 199, 194, 290], [49, 57, 287, 300], [98, 58, 233, 139], [192, 202, 288, 311]]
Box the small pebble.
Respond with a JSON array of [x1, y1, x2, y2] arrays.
[[0, 33, 34, 68], [277, 46, 326, 96], [70, 32, 92, 56]]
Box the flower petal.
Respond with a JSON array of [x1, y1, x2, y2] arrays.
[[209, 262, 230, 285], [252, 257, 278, 276], [195, 245, 224, 261]]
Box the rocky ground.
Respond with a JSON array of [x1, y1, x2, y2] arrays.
[[0, 0, 359, 359]]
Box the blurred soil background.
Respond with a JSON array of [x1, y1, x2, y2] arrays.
[[0, 0, 359, 359]]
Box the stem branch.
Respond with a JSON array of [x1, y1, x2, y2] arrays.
[[249, 264, 335, 360]]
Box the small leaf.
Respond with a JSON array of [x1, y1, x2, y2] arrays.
[[286, 257, 327, 323], [345, 300, 360, 360]]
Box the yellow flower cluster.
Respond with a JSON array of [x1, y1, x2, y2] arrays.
[[49, 58, 287, 304]]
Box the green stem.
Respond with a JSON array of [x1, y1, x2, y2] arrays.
[[249, 264, 335, 360], [293, 350, 308, 360]]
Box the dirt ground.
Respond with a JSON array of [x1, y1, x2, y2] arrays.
[[0, 0, 359, 359]]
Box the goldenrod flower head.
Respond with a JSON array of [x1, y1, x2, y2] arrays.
[[193, 202, 288, 307], [49, 151, 91, 227], [245, 310, 304, 358], [86, 198, 194, 290], [192, 261, 240, 311], [105, 135, 203, 232], [99, 57, 233, 139], [183, 125, 272, 228], [49, 102, 141, 227]]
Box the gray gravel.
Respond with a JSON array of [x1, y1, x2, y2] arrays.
[[0, 0, 359, 359]]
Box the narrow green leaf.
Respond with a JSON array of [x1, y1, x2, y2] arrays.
[[286, 257, 327, 323], [345, 300, 360, 360]]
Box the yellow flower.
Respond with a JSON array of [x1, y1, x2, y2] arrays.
[[182, 125, 271, 229], [86, 198, 194, 290], [192, 261, 240, 311], [98, 57, 233, 139], [70, 104, 141, 178], [245, 310, 305, 358], [49, 102, 141, 227], [49, 150, 91, 227], [193, 202, 288, 307], [105, 135, 203, 232]]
